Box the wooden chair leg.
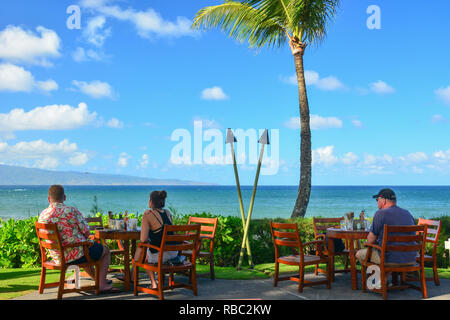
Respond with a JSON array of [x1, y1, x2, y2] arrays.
[[158, 271, 164, 300], [209, 255, 215, 280], [39, 266, 46, 294], [133, 266, 138, 296], [326, 261, 331, 289], [192, 267, 198, 296], [421, 268, 428, 299], [344, 255, 349, 273], [298, 264, 305, 293], [57, 268, 66, 300], [361, 265, 367, 293], [95, 263, 100, 296], [433, 260, 440, 286], [314, 264, 319, 276], [273, 261, 279, 287], [381, 271, 387, 300]]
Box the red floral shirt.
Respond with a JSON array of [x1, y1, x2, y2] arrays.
[[38, 202, 90, 264]]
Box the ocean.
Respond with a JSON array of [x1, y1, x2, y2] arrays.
[[1, 185, 449, 221]]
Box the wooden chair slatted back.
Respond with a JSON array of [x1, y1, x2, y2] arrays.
[[313, 217, 343, 236], [188, 216, 218, 239], [35, 222, 65, 264], [270, 222, 302, 254], [161, 224, 201, 254], [381, 225, 427, 257], [85, 217, 103, 232], [418, 218, 441, 244]]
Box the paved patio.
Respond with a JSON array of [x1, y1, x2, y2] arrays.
[[13, 271, 450, 300]]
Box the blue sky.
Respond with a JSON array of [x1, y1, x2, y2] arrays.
[[0, 0, 449, 186]]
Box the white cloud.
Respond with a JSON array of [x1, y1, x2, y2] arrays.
[[312, 146, 338, 167], [435, 86, 450, 106], [341, 152, 358, 165], [0, 25, 61, 66], [34, 157, 60, 169], [0, 139, 89, 169], [106, 118, 124, 129], [201, 86, 229, 101], [370, 80, 395, 94], [0, 63, 59, 93], [0, 103, 97, 132], [72, 46, 107, 62], [0, 63, 35, 92], [79, 1, 194, 39], [117, 152, 131, 167], [310, 115, 343, 130], [36, 79, 59, 92], [139, 154, 149, 169], [282, 70, 345, 91], [84, 16, 111, 47], [69, 152, 89, 166], [72, 80, 116, 99], [284, 115, 343, 130]]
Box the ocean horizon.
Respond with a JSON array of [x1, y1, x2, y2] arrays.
[[1, 185, 449, 221]]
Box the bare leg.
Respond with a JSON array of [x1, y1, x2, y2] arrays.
[[145, 270, 158, 289], [98, 246, 112, 291], [80, 245, 112, 291]]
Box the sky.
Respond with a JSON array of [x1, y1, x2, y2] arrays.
[[0, 0, 449, 186]]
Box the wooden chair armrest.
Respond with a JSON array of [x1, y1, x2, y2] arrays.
[[303, 240, 325, 256], [138, 242, 160, 252], [364, 243, 381, 251], [315, 234, 326, 240]]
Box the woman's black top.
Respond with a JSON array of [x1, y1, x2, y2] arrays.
[[148, 209, 173, 254]]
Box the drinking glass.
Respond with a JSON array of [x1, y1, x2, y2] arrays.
[[364, 220, 371, 231], [347, 220, 353, 231], [128, 219, 138, 231], [340, 220, 347, 230]]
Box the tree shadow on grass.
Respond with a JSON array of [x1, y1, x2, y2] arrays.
[[0, 269, 42, 281]]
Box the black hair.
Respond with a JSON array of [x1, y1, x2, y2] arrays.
[[150, 190, 167, 209]]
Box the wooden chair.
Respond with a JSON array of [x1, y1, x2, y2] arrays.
[[181, 216, 218, 280], [85, 217, 103, 241], [361, 224, 427, 300], [270, 222, 331, 293], [407, 218, 442, 286], [133, 224, 200, 300], [35, 222, 100, 300], [312, 217, 350, 276], [85, 216, 125, 272]]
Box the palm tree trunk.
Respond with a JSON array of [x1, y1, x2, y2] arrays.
[[291, 50, 312, 218]]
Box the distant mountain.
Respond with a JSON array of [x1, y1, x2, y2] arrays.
[[0, 164, 214, 186]]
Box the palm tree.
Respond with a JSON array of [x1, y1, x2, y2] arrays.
[[192, 0, 340, 218]]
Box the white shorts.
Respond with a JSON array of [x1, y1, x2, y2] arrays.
[[147, 249, 178, 264]]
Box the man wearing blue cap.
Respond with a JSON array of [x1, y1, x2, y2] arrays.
[[356, 188, 416, 266]]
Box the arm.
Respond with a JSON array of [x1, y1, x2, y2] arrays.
[[367, 232, 377, 245]]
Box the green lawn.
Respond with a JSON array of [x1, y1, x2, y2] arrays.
[[1, 264, 449, 300]]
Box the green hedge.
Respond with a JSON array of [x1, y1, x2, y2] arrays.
[[0, 214, 449, 269]]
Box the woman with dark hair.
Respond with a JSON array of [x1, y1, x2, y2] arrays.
[[129, 190, 177, 289]]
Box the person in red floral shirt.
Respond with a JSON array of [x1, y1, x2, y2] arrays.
[[39, 185, 118, 293]]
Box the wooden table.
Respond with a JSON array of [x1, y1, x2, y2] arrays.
[[95, 229, 140, 291], [326, 228, 369, 290]]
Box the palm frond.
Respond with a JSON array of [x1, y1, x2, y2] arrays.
[[290, 0, 340, 45], [192, 1, 288, 49]]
